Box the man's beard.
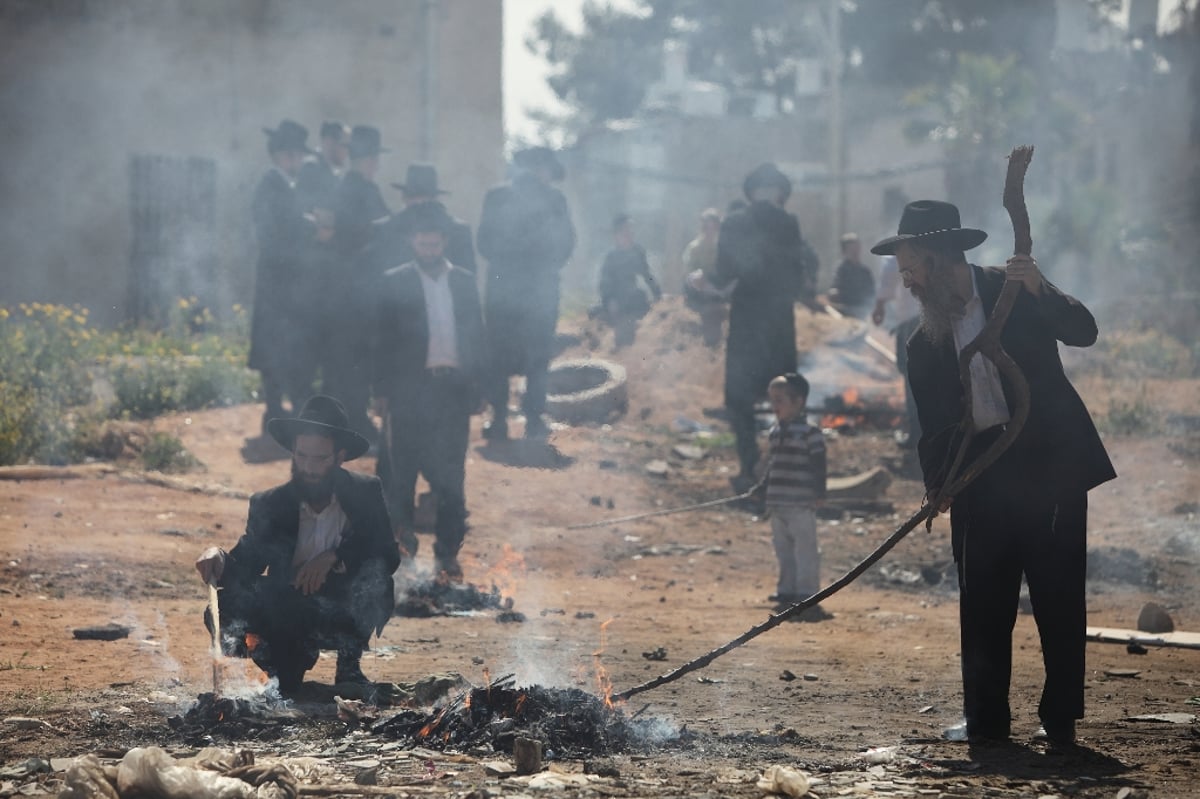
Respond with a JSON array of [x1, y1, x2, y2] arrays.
[[291, 462, 336, 505], [915, 263, 965, 346]]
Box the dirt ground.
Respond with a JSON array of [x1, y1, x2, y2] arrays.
[[2, 298, 1199, 798]]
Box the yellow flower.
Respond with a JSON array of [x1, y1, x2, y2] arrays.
[[178, 298, 191, 310], [0, 308, 8, 320]]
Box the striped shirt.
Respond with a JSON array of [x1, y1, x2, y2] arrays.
[[764, 421, 827, 507]]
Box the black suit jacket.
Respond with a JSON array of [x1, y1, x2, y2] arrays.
[[907, 265, 1116, 499], [372, 261, 486, 404], [222, 468, 400, 632]]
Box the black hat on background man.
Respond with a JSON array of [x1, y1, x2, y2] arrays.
[[263, 119, 315, 155], [267, 395, 370, 460], [742, 162, 792, 204], [348, 125, 389, 160], [404, 199, 454, 236], [319, 121, 350, 143], [392, 164, 448, 198], [870, 200, 988, 256], [513, 146, 566, 181]]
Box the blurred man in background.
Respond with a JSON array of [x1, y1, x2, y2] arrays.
[[374, 163, 477, 274], [595, 213, 661, 349], [477, 146, 576, 442], [682, 207, 730, 347], [828, 232, 876, 319]]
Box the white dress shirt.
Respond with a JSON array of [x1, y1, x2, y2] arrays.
[[292, 494, 347, 568], [417, 262, 460, 369], [951, 268, 1012, 431]]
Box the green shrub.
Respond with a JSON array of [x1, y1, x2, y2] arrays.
[[141, 432, 201, 473], [1098, 399, 1157, 436]]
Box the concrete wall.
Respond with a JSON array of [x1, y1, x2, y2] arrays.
[[0, 0, 503, 327]]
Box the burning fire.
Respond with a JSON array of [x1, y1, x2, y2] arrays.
[[592, 617, 616, 709], [819, 386, 903, 431], [480, 544, 527, 599]]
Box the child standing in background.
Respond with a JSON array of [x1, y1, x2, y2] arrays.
[[754, 372, 832, 621]]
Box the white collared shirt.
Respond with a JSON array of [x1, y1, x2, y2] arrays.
[[951, 268, 1012, 430], [417, 262, 460, 369], [292, 494, 347, 568]]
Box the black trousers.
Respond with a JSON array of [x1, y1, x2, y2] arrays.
[[384, 372, 472, 562], [950, 434, 1088, 736], [204, 564, 389, 683]]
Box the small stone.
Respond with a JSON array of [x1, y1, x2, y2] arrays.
[[803, 673, 819, 682], [644, 460, 670, 478], [1137, 602, 1174, 634], [72, 623, 131, 641], [779, 670, 797, 681], [482, 761, 515, 777], [671, 444, 705, 460]]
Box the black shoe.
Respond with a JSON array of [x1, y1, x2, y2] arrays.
[[435, 556, 464, 583], [524, 416, 550, 440], [1034, 720, 1076, 746], [944, 720, 1010, 745], [276, 668, 306, 696], [483, 419, 509, 442]]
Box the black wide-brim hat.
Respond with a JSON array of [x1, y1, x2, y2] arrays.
[[263, 119, 316, 155], [348, 125, 389, 159], [266, 395, 370, 460], [392, 163, 448, 196], [743, 162, 792, 203], [871, 200, 987, 256], [513, 146, 566, 181]]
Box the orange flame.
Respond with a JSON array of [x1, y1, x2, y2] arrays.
[[515, 693, 528, 716], [480, 544, 527, 599], [592, 617, 616, 709], [244, 633, 261, 652]]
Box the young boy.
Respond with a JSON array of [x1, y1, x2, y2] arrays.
[[596, 214, 662, 348], [754, 372, 832, 621]]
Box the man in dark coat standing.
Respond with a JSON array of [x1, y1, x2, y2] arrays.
[[477, 147, 576, 441], [372, 203, 486, 581], [325, 125, 391, 443], [196, 395, 401, 695], [872, 200, 1116, 748], [714, 163, 818, 488], [296, 121, 349, 218], [248, 120, 324, 436], [372, 163, 477, 274]]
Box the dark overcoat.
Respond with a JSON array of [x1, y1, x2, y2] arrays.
[[296, 154, 339, 213], [371, 261, 487, 406], [714, 200, 817, 405], [221, 467, 400, 636], [371, 201, 478, 274], [907, 265, 1116, 499], [248, 168, 314, 372], [477, 173, 575, 375]]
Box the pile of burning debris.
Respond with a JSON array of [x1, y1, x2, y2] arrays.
[[393, 575, 517, 618], [373, 674, 676, 758]]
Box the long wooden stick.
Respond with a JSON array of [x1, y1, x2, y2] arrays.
[[208, 583, 222, 696]]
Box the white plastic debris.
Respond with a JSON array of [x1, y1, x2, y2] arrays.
[[117, 747, 257, 799], [860, 746, 899, 764], [756, 765, 810, 797]]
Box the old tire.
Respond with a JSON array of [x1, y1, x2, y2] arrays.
[[544, 358, 628, 424]]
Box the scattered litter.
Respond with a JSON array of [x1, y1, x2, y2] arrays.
[[917, 705, 934, 714], [802, 674, 819, 682], [755, 764, 810, 797], [496, 611, 526, 624], [779, 670, 797, 682], [697, 676, 724, 685], [1127, 713, 1196, 724], [860, 746, 898, 764], [644, 460, 670, 478], [1104, 668, 1141, 678], [641, 647, 667, 661], [482, 760, 516, 777], [671, 444, 705, 460], [0, 759, 51, 779], [3, 718, 59, 734]]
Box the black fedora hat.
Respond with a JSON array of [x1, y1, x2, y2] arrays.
[[513, 146, 566, 181], [348, 125, 389, 159], [870, 200, 987, 256], [263, 119, 315, 155], [392, 163, 448, 197], [319, 120, 350, 143], [266, 395, 370, 460], [743, 162, 792, 203]]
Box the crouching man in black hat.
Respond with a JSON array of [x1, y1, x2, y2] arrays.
[[195, 395, 401, 695], [873, 200, 1115, 748]]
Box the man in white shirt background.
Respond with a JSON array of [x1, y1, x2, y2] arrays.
[[372, 203, 486, 583]]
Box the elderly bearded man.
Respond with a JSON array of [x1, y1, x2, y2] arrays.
[[872, 200, 1115, 748], [196, 396, 400, 695]]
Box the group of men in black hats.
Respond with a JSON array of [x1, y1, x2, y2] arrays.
[[212, 123, 575, 693]]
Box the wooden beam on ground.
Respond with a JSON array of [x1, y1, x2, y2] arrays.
[[1086, 626, 1200, 651]]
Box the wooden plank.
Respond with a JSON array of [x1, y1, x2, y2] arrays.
[[1086, 626, 1200, 650]]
